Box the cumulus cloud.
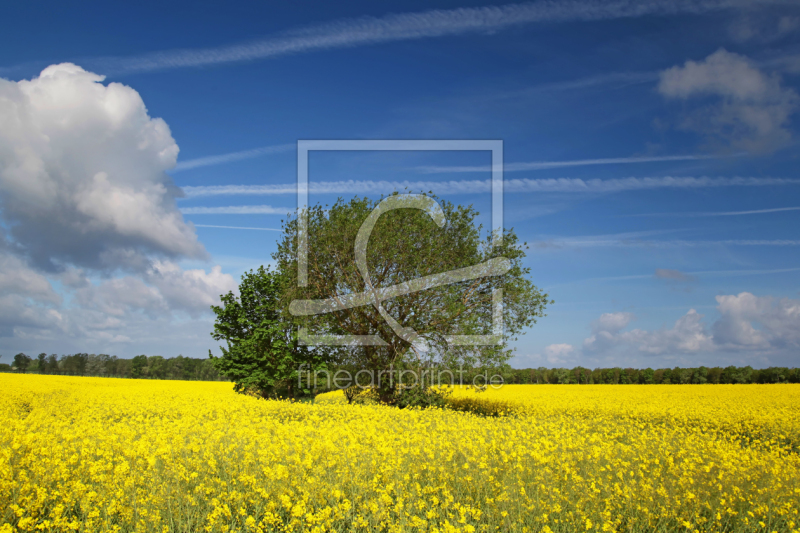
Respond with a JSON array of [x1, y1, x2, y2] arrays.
[[658, 49, 799, 154], [583, 312, 636, 352], [0, 294, 65, 338], [581, 292, 800, 359], [713, 292, 800, 350], [74, 277, 169, 318], [0, 63, 206, 272], [70, 261, 238, 319], [543, 343, 575, 365], [0, 64, 239, 353], [0, 252, 61, 304], [584, 309, 713, 355], [145, 261, 238, 317]]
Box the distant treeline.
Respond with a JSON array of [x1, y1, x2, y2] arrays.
[[0, 352, 225, 381], [498, 366, 800, 385]]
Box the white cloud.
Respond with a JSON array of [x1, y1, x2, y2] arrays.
[[145, 261, 238, 317], [658, 49, 799, 153], [543, 343, 575, 365], [0, 253, 61, 304], [75, 276, 169, 318], [71, 262, 237, 319], [584, 309, 713, 355], [0, 64, 241, 354], [594, 312, 635, 333], [0, 63, 205, 271], [583, 312, 636, 353], [0, 294, 65, 338], [581, 292, 800, 358], [713, 292, 800, 350]]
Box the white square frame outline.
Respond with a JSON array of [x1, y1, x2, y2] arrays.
[[296, 139, 504, 347]]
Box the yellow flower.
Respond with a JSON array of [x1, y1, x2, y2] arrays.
[[2, 376, 798, 533]]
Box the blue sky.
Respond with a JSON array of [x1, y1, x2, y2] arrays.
[[1, 0, 799, 368]]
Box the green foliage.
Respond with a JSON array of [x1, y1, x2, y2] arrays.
[[21, 353, 221, 380], [391, 385, 452, 409], [499, 365, 800, 384], [274, 194, 551, 402], [45, 354, 59, 374], [131, 355, 148, 378], [13, 353, 31, 373], [210, 266, 326, 398]]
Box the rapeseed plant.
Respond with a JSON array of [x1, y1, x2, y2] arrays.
[[2, 376, 798, 532]]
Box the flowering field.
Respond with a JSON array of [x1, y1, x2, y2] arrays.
[[2, 375, 799, 533]]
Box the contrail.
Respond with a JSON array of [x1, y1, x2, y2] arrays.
[[535, 238, 800, 248], [48, 0, 793, 75], [628, 206, 800, 217], [180, 205, 293, 215], [416, 154, 721, 173], [172, 144, 294, 172], [170, 149, 724, 176], [192, 224, 282, 231], [180, 176, 800, 198]]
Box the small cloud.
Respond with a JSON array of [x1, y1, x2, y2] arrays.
[[592, 312, 635, 334], [658, 49, 799, 154], [778, 16, 800, 35], [543, 343, 575, 365], [728, 13, 799, 43], [654, 268, 696, 282]]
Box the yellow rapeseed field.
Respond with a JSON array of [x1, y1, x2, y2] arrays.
[[2, 375, 799, 532]]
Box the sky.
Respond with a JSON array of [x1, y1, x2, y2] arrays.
[[1, 0, 799, 369]]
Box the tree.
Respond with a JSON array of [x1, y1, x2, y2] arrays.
[[274, 194, 552, 402], [147, 356, 167, 379], [692, 366, 709, 384], [210, 266, 326, 398], [86, 354, 111, 376], [37, 353, 47, 373], [46, 354, 59, 374], [131, 355, 148, 378], [60, 353, 88, 375], [13, 353, 31, 373]]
